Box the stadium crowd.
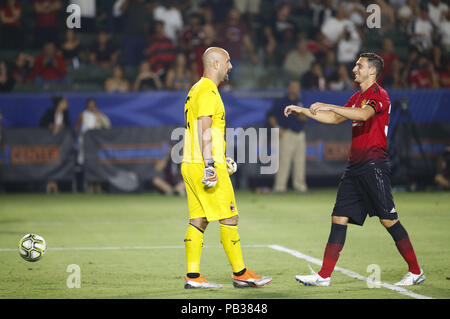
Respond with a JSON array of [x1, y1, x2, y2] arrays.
[[0, 0, 449, 93]]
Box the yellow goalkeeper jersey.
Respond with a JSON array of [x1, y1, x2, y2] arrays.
[[182, 77, 226, 169]]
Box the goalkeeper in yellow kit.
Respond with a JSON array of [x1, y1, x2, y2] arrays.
[[181, 47, 272, 289]]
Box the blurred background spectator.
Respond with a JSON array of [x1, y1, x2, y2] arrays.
[[74, 97, 111, 193], [153, 0, 183, 43], [61, 29, 85, 68], [0, 0, 23, 50], [31, 42, 68, 85], [283, 38, 316, 82], [133, 60, 163, 91], [165, 52, 193, 90], [89, 30, 118, 69], [33, 0, 62, 48], [39, 95, 70, 193], [105, 65, 130, 93], [145, 20, 176, 81]]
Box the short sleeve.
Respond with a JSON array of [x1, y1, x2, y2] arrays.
[[365, 89, 387, 113], [196, 90, 218, 118]]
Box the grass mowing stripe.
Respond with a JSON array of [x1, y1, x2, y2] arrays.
[[268, 244, 433, 300]]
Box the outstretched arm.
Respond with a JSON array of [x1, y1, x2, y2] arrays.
[[310, 102, 375, 122], [284, 104, 348, 124]]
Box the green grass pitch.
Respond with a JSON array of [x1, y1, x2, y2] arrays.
[[0, 190, 449, 299]]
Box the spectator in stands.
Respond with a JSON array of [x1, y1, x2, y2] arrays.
[[342, 0, 366, 27], [306, 30, 330, 62], [0, 0, 23, 50], [437, 9, 450, 53], [267, 80, 308, 193], [33, 0, 62, 48], [410, 7, 434, 53], [328, 64, 353, 91], [216, 8, 258, 85], [153, 0, 183, 43], [0, 60, 14, 92], [397, 0, 416, 35], [10, 52, 34, 84], [409, 56, 439, 88], [389, 58, 405, 88], [145, 20, 176, 80], [178, 12, 203, 63], [434, 146, 450, 189], [192, 23, 220, 80], [263, 3, 298, 65], [374, 0, 396, 32], [282, 38, 316, 82], [39, 96, 70, 193], [152, 142, 185, 196], [121, 0, 152, 66], [201, 0, 233, 24], [89, 31, 118, 69], [31, 42, 68, 85], [75, 98, 111, 193], [233, 0, 261, 20], [133, 61, 163, 91], [310, 0, 335, 28], [104, 65, 131, 92], [322, 50, 337, 80], [70, 0, 96, 32], [111, 0, 126, 33], [427, 0, 448, 28], [320, 6, 354, 48], [165, 52, 193, 90], [301, 62, 326, 90], [378, 38, 399, 86], [61, 29, 84, 68], [336, 26, 361, 69]]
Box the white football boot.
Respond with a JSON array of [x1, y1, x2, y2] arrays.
[[295, 265, 331, 287], [184, 274, 222, 289], [394, 269, 425, 286]]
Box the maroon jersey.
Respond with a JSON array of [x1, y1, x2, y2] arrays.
[[344, 82, 391, 175]]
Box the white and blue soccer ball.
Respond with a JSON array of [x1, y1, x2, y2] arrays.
[[18, 234, 47, 262]]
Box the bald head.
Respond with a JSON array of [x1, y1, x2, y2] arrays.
[[202, 47, 232, 85], [202, 47, 229, 68]]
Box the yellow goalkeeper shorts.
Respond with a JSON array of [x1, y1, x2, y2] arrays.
[[181, 162, 238, 221]]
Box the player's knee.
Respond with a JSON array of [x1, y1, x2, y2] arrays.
[[190, 218, 208, 230], [332, 216, 348, 225], [380, 218, 398, 228], [219, 215, 239, 226]]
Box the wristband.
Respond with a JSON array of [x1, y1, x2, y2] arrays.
[[204, 158, 215, 168]]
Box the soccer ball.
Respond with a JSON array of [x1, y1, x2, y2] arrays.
[[18, 234, 47, 262]]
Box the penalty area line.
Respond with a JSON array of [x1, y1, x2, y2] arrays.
[[268, 244, 432, 300]]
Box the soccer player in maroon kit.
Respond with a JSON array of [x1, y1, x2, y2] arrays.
[[284, 53, 425, 286]]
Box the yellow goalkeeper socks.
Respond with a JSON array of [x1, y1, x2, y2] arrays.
[[220, 224, 246, 273], [185, 223, 204, 274]]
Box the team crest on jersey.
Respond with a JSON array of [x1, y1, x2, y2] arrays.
[[230, 202, 235, 212]]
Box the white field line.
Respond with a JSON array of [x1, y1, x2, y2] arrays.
[[268, 244, 432, 300], [0, 244, 267, 252], [1, 243, 432, 299]]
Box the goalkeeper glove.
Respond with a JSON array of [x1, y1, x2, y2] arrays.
[[202, 158, 217, 187], [226, 157, 237, 175]]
